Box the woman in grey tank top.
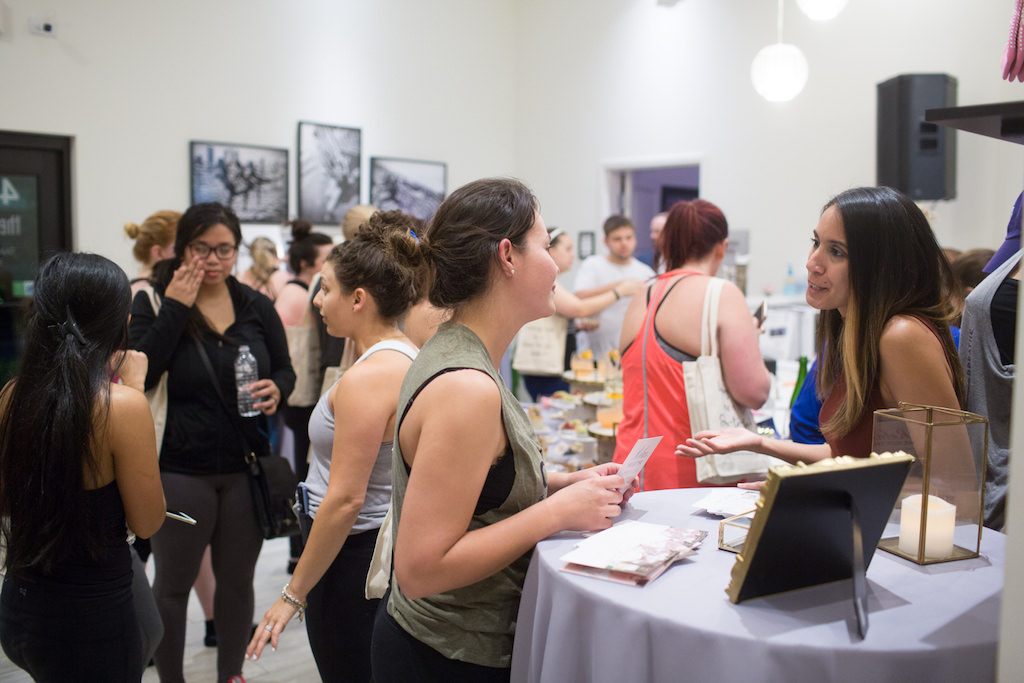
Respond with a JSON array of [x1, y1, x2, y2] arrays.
[[373, 178, 637, 681], [247, 212, 424, 683]]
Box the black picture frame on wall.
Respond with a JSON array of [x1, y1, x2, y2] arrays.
[[297, 121, 362, 225], [578, 231, 596, 259], [190, 141, 288, 224], [369, 156, 447, 222]]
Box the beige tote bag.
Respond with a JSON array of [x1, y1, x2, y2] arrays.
[[511, 314, 568, 377], [141, 286, 168, 456], [683, 279, 779, 484]]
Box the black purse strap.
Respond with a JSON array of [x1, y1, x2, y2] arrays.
[[193, 340, 258, 465]]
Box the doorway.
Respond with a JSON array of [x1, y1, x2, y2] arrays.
[[0, 131, 73, 382], [603, 162, 700, 268]]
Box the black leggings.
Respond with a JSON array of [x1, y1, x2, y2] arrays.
[[0, 575, 142, 682], [303, 525, 379, 682], [151, 471, 263, 683], [370, 602, 510, 683]]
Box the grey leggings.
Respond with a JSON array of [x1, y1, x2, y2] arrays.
[[151, 471, 263, 683], [131, 548, 163, 669]]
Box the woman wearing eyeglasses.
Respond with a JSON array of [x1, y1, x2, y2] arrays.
[[130, 202, 295, 683]]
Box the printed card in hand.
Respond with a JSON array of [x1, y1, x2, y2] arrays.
[[616, 436, 662, 493], [560, 520, 708, 586]]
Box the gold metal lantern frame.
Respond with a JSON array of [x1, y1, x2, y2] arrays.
[[873, 403, 987, 565]]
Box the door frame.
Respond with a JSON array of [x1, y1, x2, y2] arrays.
[[0, 130, 73, 253]]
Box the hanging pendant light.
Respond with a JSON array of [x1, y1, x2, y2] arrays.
[[795, 0, 847, 22], [750, 0, 808, 102]]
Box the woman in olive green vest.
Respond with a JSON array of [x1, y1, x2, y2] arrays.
[[371, 177, 637, 681]]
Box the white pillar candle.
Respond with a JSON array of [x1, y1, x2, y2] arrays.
[[898, 494, 956, 559]]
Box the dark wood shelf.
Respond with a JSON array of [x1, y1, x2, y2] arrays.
[[925, 100, 1024, 145]]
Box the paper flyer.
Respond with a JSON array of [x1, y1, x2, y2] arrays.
[[616, 436, 662, 493]]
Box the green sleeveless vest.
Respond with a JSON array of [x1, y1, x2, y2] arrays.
[[387, 322, 547, 667]]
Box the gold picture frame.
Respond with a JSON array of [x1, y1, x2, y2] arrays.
[[726, 452, 914, 607]]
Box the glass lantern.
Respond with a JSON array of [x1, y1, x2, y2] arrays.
[[873, 403, 987, 565]]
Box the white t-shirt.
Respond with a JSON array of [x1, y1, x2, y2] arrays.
[[572, 255, 655, 355]]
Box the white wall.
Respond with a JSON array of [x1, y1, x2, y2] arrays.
[[4, 0, 1019, 291], [0, 0, 518, 274], [515, 0, 1024, 295]]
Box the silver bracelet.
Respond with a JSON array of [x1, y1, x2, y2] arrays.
[[281, 584, 307, 621]]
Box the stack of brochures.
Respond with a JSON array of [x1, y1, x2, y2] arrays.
[[560, 521, 708, 586]]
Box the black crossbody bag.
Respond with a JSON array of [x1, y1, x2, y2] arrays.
[[194, 340, 300, 539]]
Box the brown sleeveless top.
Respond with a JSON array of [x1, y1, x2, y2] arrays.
[[819, 316, 954, 459]]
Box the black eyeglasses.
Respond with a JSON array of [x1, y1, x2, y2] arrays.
[[188, 243, 238, 259]]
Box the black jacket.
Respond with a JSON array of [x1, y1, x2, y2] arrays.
[[129, 277, 295, 475]]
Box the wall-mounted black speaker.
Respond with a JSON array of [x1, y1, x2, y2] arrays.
[[876, 73, 957, 200]]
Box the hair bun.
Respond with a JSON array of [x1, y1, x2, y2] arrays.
[[290, 219, 313, 241], [124, 222, 141, 239]]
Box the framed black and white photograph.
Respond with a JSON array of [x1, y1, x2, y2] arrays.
[[578, 231, 596, 259], [190, 141, 288, 224], [369, 157, 446, 222], [298, 121, 362, 225]]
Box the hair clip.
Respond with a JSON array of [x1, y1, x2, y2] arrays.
[[48, 305, 87, 346]]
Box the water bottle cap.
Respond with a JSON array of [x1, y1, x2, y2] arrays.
[[239, 345, 250, 352]]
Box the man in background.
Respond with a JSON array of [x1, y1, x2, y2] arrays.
[[650, 211, 668, 273], [573, 215, 654, 355]]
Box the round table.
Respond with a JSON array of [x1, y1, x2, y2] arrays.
[[511, 488, 1003, 683]]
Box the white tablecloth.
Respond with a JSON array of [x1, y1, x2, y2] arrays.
[[511, 488, 1002, 683]]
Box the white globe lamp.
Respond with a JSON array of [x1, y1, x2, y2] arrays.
[[750, 43, 809, 102], [796, 0, 848, 21]]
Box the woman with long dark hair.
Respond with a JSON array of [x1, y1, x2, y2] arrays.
[[131, 202, 295, 683], [678, 186, 964, 464], [0, 252, 165, 681], [248, 211, 423, 681]]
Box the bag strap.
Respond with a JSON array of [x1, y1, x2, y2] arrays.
[[194, 340, 257, 463], [700, 278, 724, 358], [638, 275, 688, 491], [142, 284, 162, 317], [640, 279, 673, 438], [194, 341, 232, 417]]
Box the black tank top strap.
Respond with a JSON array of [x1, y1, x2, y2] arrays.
[[398, 367, 516, 514]]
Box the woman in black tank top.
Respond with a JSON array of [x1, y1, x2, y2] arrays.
[[0, 253, 165, 681]]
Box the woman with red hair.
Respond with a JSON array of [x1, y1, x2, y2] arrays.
[[613, 199, 771, 490]]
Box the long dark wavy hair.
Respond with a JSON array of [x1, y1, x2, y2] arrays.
[[0, 253, 131, 572], [815, 187, 965, 438]]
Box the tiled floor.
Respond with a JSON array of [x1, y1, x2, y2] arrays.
[[0, 536, 321, 682]]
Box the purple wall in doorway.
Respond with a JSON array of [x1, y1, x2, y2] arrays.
[[631, 165, 700, 268]]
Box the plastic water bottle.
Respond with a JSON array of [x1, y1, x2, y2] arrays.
[[235, 345, 260, 417], [782, 264, 801, 295]]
